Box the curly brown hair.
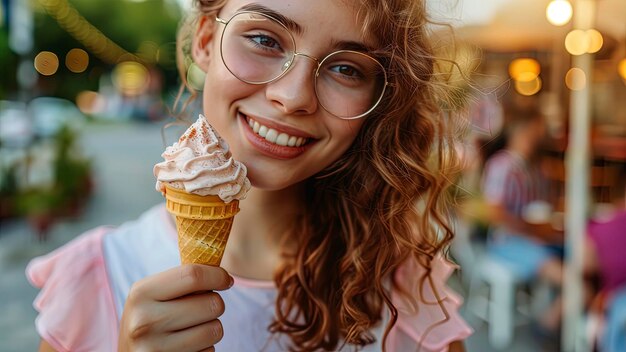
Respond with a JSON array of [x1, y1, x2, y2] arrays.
[[177, 0, 464, 350]]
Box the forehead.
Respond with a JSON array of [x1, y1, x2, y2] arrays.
[[219, 0, 368, 47]]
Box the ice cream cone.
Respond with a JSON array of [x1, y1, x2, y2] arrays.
[[164, 184, 239, 266]]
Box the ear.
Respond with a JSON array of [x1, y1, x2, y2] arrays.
[[192, 15, 215, 71]]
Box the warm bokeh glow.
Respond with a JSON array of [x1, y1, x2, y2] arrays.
[[34, 51, 60, 76], [546, 0, 573, 26], [586, 29, 603, 54], [565, 30, 589, 56], [112, 61, 149, 97], [65, 48, 90, 73], [565, 29, 604, 56], [515, 76, 542, 96], [76, 91, 105, 114], [618, 59, 626, 80], [565, 68, 586, 90], [509, 58, 541, 82]]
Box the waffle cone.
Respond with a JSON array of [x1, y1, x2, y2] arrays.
[[164, 185, 239, 266]]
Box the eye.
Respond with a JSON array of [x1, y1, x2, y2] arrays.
[[244, 33, 282, 51], [330, 64, 364, 79]]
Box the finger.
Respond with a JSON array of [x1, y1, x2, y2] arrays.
[[158, 292, 225, 331], [134, 265, 233, 301], [162, 319, 224, 352]]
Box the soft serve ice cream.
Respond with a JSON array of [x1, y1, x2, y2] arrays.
[[154, 115, 250, 266], [154, 114, 250, 203]]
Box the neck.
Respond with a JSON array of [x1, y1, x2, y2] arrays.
[[221, 183, 304, 281]]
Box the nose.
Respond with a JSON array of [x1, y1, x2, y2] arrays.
[[264, 55, 319, 116]]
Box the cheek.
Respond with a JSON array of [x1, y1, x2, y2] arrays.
[[200, 66, 258, 132], [331, 119, 364, 147], [317, 118, 364, 167], [202, 64, 243, 106]]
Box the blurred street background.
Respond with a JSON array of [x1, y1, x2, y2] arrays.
[[1, 0, 625, 351]]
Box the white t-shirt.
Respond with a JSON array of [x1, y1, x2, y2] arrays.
[[27, 204, 472, 351]]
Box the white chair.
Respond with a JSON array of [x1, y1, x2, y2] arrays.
[[451, 218, 552, 349], [468, 256, 553, 349]]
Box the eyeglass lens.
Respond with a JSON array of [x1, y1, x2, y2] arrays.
[[220, 12, 386, 119]]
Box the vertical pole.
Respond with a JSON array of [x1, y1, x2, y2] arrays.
[[562, 0, 594, 351]]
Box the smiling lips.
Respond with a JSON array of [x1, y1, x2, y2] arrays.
[[239, 112, 314, 159], [245, 116, 310, 147]]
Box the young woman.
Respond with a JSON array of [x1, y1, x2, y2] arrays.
[[29, 0, 472, 350]]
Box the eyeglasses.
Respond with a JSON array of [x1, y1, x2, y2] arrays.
[[216, 11, 388, 120]]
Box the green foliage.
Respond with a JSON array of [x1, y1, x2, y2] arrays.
[[15, 188, 63, 216], [2, 126, 92, 219], [52, 126, 92, 200], [0, 28, 18, 100], [71, 0, 181, 52], [0, 163, 18, 197], [26, 0, 182, 100]]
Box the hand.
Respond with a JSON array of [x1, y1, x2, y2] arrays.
[[118, 264, 233, 352]]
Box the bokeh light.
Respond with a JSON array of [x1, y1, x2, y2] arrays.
[[112, 61, 149, 97], [546, 0, 573, 26], [76, 91, 106, 114], [515, 76, 542, 96], [34, 51, 60, 76], [565, 29, 604, 55], [565, 68, 587, 91], [65, 48, 89, 73], [186, 63, 206, 91], [586, 29, 603, 54], [509, 58, 541, 82], [565, 30, 589, 56]]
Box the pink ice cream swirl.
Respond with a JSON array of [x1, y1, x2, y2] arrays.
[[154, 115, 250, 203]]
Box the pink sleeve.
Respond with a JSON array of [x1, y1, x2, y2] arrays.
[[25, 227, 119, 352], [387, 256, 473, 352]]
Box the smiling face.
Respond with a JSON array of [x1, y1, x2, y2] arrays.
[[192, 0, 371, 190]]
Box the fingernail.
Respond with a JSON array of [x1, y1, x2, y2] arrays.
[[228, 275, 234, 287]]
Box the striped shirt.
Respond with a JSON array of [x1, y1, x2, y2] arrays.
[[482, 150, 547, 231]]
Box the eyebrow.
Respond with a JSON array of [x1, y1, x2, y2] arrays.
[[330, 39, 372, 53], [234, 3, 373, 54], [237, 4, 303, 36]]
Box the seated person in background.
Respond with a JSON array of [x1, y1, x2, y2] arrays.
[[481, 106, 563, 332]]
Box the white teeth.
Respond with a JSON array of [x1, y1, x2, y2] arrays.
[[246, 116, 309, 147], [276, 133, 289, 146], [265, 128, 278, 143]]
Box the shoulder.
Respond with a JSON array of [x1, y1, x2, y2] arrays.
[[26, 226, 118, 352], [386, 256, 473, 352], [25, 204, 175, 352]]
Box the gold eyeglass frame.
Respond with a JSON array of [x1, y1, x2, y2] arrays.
[[215, 11, 389, 119]]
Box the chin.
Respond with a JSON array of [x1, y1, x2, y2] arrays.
[[244, 164, 309, 192]]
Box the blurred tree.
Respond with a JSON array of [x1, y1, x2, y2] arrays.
[[0, 27, 19, 100], [3, 0, 181, 102]]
